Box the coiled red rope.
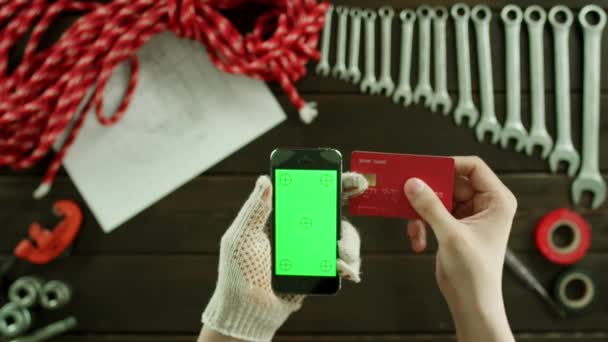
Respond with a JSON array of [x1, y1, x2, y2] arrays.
[[0, 0, 328, 197]]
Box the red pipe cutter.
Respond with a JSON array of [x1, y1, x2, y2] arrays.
[[1, 201, 82, 285]]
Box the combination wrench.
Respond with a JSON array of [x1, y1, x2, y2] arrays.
[[500, 5, 527, 152], [548, 6, 580, 177], [472, 5, 501, 144], [361, 9, 380, 95], [451, 3, 479, 127], [377, 6, 395, 96], [332, 6, 349, 80], [393, 9, 416, 106], [572, 5, 606, 209], [413, 6, 434, 106], [524, 6, 553, 158], [430, 6, 452, 114], [346, 8, 363, 83], [315, 5, 333, 76]]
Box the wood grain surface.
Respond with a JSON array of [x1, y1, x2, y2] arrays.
[[1, 1, 608, 341]]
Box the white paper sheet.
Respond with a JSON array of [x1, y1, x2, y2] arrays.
[[61, 33, 285, 232]]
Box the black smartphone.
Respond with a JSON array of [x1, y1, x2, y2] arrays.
[[270, 148, 342, 295]]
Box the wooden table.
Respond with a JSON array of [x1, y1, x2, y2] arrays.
[[1, 0, 607, 341]]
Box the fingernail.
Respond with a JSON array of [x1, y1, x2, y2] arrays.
[[404, 178, 425, 197]]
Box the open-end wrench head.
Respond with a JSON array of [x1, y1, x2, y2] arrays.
[[526, 133, 554, 159], [393, 86, 413, 106], [451, 3, 471, 20], [524, 5, 547, 25], [361, 79, 380, 95], [346, 69, 361, 83], [315, 63, 330, 76], [454, 102, 479, 127], [549, 146, 580, 177], [572, 175, 607, 209], [377, 79, 395, 96], [475, 118, 501, 144], [413, 85, 433, 107], [332, 66, 348, 79], [471, 5, 492, 24], [548, 5, 573, 28], [430, 93, 452, 114], [500, 125, 527, 152]]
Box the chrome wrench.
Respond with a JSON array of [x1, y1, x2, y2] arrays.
[[451, 3, 479, 127], [393, 9, 416, 106], [548, 6, 580, 176], [472, 5, 500, 144], [315, 5, 333, 76], [346, 7, 363, 83], [500, 5, 527, 152], [361, 9, 380, 95], [430, 6, 452, 114], [413, 6, 433, 106], [525, 6, 553, 158], [378, 6, 395, 96], [572, 5, 607, 209], [332, 6, 348, 80]]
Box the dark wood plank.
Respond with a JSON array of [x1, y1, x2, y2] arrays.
[[52, 333, 608, 342], [1, 254, 607, 334], [0, 175, 606, 254]]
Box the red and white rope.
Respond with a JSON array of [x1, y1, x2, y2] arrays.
[[0, 0, 328, 197]]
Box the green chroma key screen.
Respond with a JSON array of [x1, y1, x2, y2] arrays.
[[275, 169, 338, 277]]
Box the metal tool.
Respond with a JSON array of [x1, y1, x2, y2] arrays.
[[572, 5, 607, 209], [40, 280, 72, 310], [315, 5, 333, 76], [451, 3, 479, 127], [0, 302, 32, 338], [472, 5, 500, 144], [413, 6, 433, 106], [332, 6, 348, 80], [9, 316, 77, 342], [393, 9, 416, 106], [361, 9, 379, 95], [500, 5, 527, 152], [548, 6, 580, 177], [524, 6, 553, 158], [8, 277, 44, 309], [377, 6, 395, 96], [430, 6, 452, 114], [505, 249, 567, 318], [346, 7, 363, 83]]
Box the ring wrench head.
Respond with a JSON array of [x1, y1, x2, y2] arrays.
[[451, 3, 470, 20], [363, 8, 377, 20], [416, 5, 434, 18], [399, 8, 416, 22], [548, 5, 573, 28], [379, 6, 395, 19], [578, 5, 607, 31], [501, 5, 523, 25], [471, 5, 491, 24], [524, 5, 547, 25]]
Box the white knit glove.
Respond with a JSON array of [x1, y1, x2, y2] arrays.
[[202, 173, 368, 342]]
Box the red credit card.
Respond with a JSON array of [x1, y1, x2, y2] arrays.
[[349, 151, 455, 219]]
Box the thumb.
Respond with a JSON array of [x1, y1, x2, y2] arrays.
[[231, 176, 273, 233], [404, 178, 457, 241]]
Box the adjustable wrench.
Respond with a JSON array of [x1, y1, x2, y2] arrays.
[[525, 6, 553, 158], [332, 6, 349, 80], [413, 6, 434, 106], [500, 5, 527, 152], [572, 5, 606, 209], [393, 9, 416, 106], [377, 6, 395, 96], [346, 8, 363, 83], [472, 5, 501, 144], [451, 4, 479, 127], [361, 9, 380, 95], [315, 5, 333, 76], [430, 6, 452, 114], [548, 6, 580, 177]]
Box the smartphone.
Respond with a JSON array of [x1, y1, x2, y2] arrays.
[[270, 148, 342, 295]]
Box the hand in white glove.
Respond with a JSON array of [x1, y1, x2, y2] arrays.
[[202, 173, 368, 342]]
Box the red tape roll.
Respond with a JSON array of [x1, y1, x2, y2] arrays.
[[535, 208, 591, 265]]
